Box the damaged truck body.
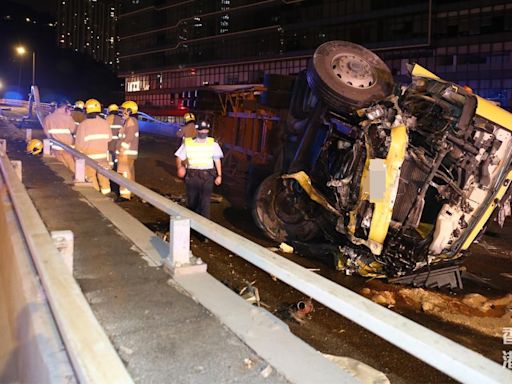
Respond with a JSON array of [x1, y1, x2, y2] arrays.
[[252, 41, 512, 280]]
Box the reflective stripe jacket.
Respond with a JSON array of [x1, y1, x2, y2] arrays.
[[43, 109, 75, 148], [183, 137, 215, 169], [117, 116, 139, 158], [106, 114, 123, 152], [75, 116, 112, 159], [70, 110, 85, 132]]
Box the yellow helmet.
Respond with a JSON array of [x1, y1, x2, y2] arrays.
[[85, 98, 101, 114], [107, 104, 119, 113], [26, 139, 43, 155], [184, 112, 196, 123], [75, 100, 85, 110], [121, 100, 138, 114]]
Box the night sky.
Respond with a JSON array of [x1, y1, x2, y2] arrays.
[[0, 0, 122, 104], [9, 0, 57, 17]]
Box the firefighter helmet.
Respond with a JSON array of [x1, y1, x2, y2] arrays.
[[184, 112, 196, 124], [195, 120, 210, 130], [107, 104, 119, 113], [26, 139, 43, 155], [75, 100, 85, 110], [121, 100, 138, 114], [85, 98, 101, 114]]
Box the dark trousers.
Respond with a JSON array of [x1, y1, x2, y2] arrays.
[[185, 169, 215, 219]]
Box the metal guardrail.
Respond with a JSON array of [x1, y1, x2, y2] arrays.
[[27, 100, 511, 383], [0, 140, 133, 383]]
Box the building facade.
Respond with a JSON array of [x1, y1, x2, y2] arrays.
[[118, 0, 512, 114], [57, 0, 119, 69]]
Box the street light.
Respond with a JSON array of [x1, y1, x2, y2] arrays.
[[16, 46, 26, 55], [15, 45, 36, 118], [16, 45, 26, 89], [15, 45, 35, 89]]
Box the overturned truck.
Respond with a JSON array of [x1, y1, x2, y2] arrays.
[[253, 41, 512, 280]]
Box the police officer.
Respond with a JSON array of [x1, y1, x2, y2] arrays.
[[105, 103, 123, 170], [75, 99, 112, 195], [43, 99, 76, 171], [175, 120, 223, 219], [117, 100, 139, 200], [177, 112, 196, 139]]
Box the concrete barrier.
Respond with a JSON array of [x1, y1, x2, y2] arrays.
[[0, 163, 75, 383]]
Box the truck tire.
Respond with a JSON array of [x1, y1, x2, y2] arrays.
[[306, 41, 394, 113], [252, 173, 320, 243]]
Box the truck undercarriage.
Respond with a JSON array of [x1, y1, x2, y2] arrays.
[[252, 41, 512, 280]]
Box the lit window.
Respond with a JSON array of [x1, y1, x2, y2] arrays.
[[127, 80, 141, 92]]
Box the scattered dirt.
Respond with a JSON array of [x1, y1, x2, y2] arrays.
[[362, 286, 512, 338]]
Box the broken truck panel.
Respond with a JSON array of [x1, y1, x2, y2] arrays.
[[252, 40, 512, 280]]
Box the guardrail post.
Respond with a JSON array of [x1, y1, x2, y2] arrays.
[[51, 230, 74, 274], [10, 160, 22, 181], [0, 139, 6, 155], [26, 128, 32, 143], [43, 139, 52, 157], [163, 216, 207, 276], [74, 158, 86, 183]]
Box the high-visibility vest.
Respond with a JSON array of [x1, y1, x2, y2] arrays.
[[184, 137, 215, 169]]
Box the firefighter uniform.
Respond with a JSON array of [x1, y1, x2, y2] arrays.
[[117, 101, 139, 200], [70, 100, 86, 132], [175, 120, 223, 219], [43, 102, 76, 171], [75, 99, 112, 194], [105, 104, 123, 169], [177, 112, 197, 139]]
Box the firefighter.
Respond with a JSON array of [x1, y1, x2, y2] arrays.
[[75, 99, 112, 195], [70, 100, 86, 131], [105, 103, 123, 170], [42, 99, 76, 171], [116, 100, 139, 200], [177, 112, 196, 139], [175, 120, 223, 220]]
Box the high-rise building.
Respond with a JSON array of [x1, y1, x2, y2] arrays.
[[117, 0, 512, 113], [57, 0, 119, 69]]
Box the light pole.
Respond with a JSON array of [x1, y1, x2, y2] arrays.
[[16, 46, 26, 90], [15, 45, 36, 118]]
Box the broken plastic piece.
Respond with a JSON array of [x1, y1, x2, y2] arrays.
[[279, 242, 294, 253]]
